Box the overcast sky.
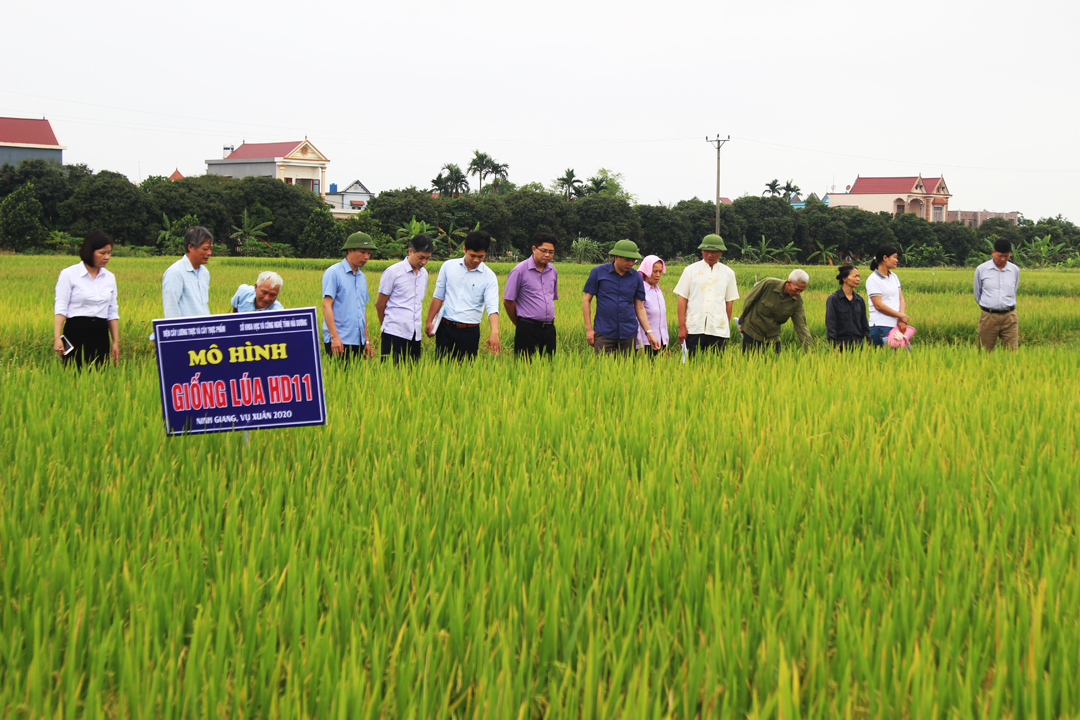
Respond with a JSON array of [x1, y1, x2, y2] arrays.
[[4, 0, 1078, 222]]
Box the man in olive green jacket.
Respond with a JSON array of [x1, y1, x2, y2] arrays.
[[737, 269, 812, 354]]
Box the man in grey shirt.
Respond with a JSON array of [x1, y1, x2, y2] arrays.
[[973, 238, 1020, 351]]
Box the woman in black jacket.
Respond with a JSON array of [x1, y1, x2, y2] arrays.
[[824, 264, 870, 350]]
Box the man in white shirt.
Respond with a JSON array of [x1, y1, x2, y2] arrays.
[[674, 234, 740, 357], [376, 234, 433, 363], [973, 238, 1020, 351], [425, 230, 500, 359]]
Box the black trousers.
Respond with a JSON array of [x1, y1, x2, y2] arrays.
[[381, 333, 421, 364], [434, 322, 480, 360], [741, 333, 781, 355], [514, 318, 557, 358], [324, 343, 363, 363], [685, 334, 727, 358], [64, 316, 110, 369]]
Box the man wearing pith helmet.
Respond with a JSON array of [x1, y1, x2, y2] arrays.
[[582, 239, 662, 355], [322, 232, 376, 362], [674, 234, 740, 358]]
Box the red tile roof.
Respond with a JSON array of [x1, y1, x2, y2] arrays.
[[225, 141, 303, 160], [0, 116, 62, 147], [168, 168, 184, 180], [922, 177, 939, 193], [848, 176, 920, 194]]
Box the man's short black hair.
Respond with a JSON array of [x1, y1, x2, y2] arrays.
[[993, 238, 1012, 254], [184, 226, 213, 252], [532, 232, 557, 249], [463, 230, 491, 253], [409, 234, 435, 254], [79, 231, 113, 267]]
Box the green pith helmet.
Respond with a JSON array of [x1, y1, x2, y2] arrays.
[[342, 232, 377, 251], [698, 234, 726, 251], [609, 239, 643, 259]]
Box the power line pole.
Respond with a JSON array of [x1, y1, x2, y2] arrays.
[[706, 135, 730, 235]]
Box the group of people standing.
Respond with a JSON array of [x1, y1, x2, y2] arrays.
[[51, 227, 1022, 368]]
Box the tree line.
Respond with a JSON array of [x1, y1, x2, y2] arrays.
[[2, 156, 1079, 268]]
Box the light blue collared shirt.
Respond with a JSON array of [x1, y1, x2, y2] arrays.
[[231, 284, 285, 313], [432, 258, 499, 324], [378, 258, 427, 341], [162, 255, 210, 318], [974, 259, 1019, 310], [322, 258, 370, 345]]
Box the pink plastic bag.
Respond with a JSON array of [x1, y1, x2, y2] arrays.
[[886, 325, 916, 349]]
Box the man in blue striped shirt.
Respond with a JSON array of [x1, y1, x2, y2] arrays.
[[162, 227, 213, 318], [973, 238, 1020, 351]]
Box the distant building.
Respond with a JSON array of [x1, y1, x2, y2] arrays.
[[168, 168, 185, 180], [206, 139, 328, 197], [824, 175, 951, 222], [947, 210, 1017, 228], [324, 179, 375, 220], [0, 116, 65, 165]]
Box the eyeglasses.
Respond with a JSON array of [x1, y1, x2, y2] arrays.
[[535, 248, 555, 255]]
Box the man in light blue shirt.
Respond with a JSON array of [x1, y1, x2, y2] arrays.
[[231, 271, 285, 313], [322, 233, 376, 361], [974, 238, 1020, 351], [425, 230, 501, 359], [162, 226, 213, 318]]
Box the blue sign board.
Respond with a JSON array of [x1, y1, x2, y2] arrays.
[[153, 308, 326, 436]]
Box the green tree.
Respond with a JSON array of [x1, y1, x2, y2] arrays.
[[60, 170, 150, 244], [0, 158, 73, 226], [0, 182, 49, 251], [442, 164, 470, 197], [890, 213, 935, 254], [763, 179, 781, 197], [569, 194, 641, 247], [486, 160, 509, 196], [229, 208, 273, 255], [368, 187, 440, 239], [467, 151, 492, 196], [500, 189, 571, 253], [554, 168, 583, 200], [230, 176, 324, 249], [157, 212, 200, 254], [571, 236, 604, 264], [584, 176, 607, 196], [296, 206, 345, 258], [782, 180, 801, 201], [931, 221, 979, 265], [634, 203, 691, 259]]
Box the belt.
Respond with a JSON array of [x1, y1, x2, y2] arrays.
[[518, 317, 555, 327], [980, 306, 1015, 314], [445, 320, 479, 329]]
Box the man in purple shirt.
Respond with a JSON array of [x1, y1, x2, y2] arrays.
[[504, 233, 559, 358], [582, 240, 662, 355], [376, 234, 433, 363]]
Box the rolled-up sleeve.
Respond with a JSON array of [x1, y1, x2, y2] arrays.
[[54, 269, 71, 316]]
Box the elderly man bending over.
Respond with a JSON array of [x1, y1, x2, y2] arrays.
[[738, 269, 812, 354], [231, 271, 284, 313]]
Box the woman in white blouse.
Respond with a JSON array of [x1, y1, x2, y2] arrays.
[[53, 231, 120, 367]]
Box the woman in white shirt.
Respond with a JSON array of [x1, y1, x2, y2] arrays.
[[53, 231, 120, 368], [864, 244, 908, 347]]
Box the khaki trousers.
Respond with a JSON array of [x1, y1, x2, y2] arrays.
[[977, 309, 1018, 351]]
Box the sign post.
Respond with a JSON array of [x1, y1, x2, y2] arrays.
[[152, 308, 326, 436]]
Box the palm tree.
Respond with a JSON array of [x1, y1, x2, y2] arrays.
[[556, 168, 583, 200], [585, 176, 607, 195], [467, 151, 492, 196], [431, 172, 451, 198], [229, 208, 273, 253], [806, 237, 839, 265], [764, 179, 781, 197], [487, 160, 509, 196], [782, 180, 801, 201], [442, 163, 469, 197]]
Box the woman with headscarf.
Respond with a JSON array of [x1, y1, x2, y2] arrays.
[[824, 264, 869, 350], [636, 254, 670, 356]]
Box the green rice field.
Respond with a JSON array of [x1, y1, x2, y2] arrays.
[[2, 255, 1079, 718]]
